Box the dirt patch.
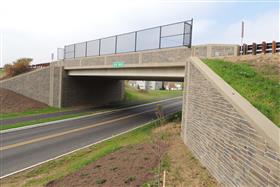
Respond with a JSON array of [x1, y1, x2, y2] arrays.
[[46, 142, 168, 187], [45, 122, 219, 187], [164, 123, 220, 187], [220, 54, 279, 66], [221, 54, 280, 73], [0, 88, 48, 114]]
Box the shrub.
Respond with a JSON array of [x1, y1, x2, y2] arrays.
[[4, 58, 32, 77]]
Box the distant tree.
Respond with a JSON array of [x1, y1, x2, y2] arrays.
[[4, 58, 32, 77]]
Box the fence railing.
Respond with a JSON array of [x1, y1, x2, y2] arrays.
[[240, 41, 280, 55], [63, 19, 193, 59]]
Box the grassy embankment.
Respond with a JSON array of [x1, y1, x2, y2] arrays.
[[1, 87, 182, 131], [203, 59, 280, 127]]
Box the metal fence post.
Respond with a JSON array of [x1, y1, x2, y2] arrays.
[[135, 31, 137, 52], [159, 26, 162, 49], [99, 39, 101, 56], [115, 35, 118, 54], [189, 19, 193, 48], [73, 44, 76, 59], [85, 42, 88, 57]]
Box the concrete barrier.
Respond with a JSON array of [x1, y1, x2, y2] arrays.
[[63, 47, 192, 68], [192, 44, 239, 58], [182, 57, 280, 187]]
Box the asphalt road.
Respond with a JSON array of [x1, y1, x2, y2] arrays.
[[0, 97, 182, 178], [1, 100, 149, 126]]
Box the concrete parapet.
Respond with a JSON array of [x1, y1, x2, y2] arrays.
[[182, 57, 280, 186], [192, 44, 239, 58], [63, 47, 191, 68]]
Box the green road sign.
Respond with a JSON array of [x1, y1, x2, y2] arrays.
[[112, 61, 125, 68]]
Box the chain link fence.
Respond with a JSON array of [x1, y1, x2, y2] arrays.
[[64, 19, 193, 59]]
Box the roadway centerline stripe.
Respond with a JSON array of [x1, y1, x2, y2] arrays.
[[0, 96, 182, 134], [0, 109, 154, 151]]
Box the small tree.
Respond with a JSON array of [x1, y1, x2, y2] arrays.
[[4, 58, 32, 77]]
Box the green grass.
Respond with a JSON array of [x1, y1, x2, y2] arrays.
[[0, 112, 91, 131], [1, 112, 181, 187], [0, 107, 65, 120], [124, 85, 182, 103], [0, 69, 4, 77], [203, 59, 280, 127], [2, 121, 156, 187]]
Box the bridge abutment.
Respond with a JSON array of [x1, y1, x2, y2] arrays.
[[0, 65, 124, 108]]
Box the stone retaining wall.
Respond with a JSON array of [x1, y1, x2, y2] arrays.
[[182, 57, 280, 187], [0, 65, 124, 108]]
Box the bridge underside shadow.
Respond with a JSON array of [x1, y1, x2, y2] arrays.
[[61, 75, 124, 107]]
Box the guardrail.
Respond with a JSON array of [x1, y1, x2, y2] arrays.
[[240, 41, 280, 55], [63, 19, 193, 59]]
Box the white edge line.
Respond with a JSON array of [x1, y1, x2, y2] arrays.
[[0, 97, 182, 134], [0, 110, 179, 180], [0, 119, 160, 180]]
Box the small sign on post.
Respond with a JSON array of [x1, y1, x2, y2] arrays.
[[112, 61, 125, 68]]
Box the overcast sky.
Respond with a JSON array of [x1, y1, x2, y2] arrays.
[[0, 0, 279, 66]]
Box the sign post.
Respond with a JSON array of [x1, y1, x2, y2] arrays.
[[241, 21, 244, 46]]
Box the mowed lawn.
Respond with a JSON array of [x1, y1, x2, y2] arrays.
[[124, 85, 182, 103], [203, 59, 280, 127]]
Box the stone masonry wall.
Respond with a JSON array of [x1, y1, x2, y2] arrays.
[[0, 66, 63, 107], [0, 67, 51, 105], [182, 57, 280, 187], [0, 66, 124, 108]]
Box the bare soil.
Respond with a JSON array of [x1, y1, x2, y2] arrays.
[[163, 123, 220, 187], [45, 122, 219, 187], [46, 142, 168, 187], [222, 54, 279, 72], [0, 88, 48, 114]]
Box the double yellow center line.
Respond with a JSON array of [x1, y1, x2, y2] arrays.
[[0, 109, 153, 151]]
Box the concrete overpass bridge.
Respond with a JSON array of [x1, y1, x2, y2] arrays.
[[0, 20, 278, 186], [0, 19, 240, 108], [63, 47, 188, 81]]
